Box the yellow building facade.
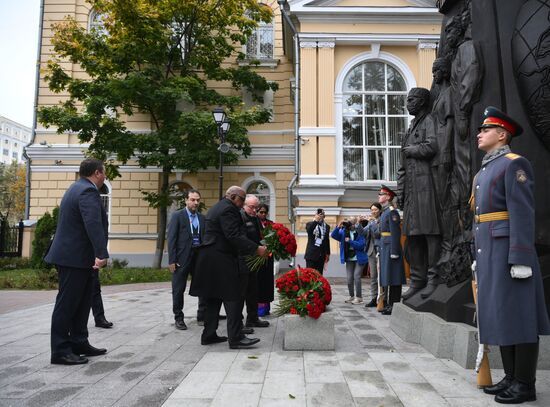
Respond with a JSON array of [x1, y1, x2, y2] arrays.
[[26, 0, 441, 273]]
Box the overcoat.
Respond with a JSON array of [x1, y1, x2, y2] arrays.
[[330, 227, 368, 266], [257, 219, 274, 303], [378, 206, 406, 286], [189, 198, 258, 301], [473, 152, 550, 345], [396, 112, 440, 236]]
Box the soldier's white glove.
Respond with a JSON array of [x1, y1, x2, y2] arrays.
[[390, 254, 399, 259], [510, 265, 532, 279], [471, 260, 476, 272]]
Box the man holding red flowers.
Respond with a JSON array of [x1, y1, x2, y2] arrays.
[[190, 186, 268, 349]]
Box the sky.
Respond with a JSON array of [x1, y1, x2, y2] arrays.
[[0, 0, 40, 128]]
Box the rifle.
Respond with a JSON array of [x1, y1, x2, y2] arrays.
[[376, 251, 385, 311], [471, 260, 492, 388]]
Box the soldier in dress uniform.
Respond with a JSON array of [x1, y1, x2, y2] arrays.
[[377, 185, 406, 315], [472, 106, 550, 404]]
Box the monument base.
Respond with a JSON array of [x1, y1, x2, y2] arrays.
[[283, 312, 334, 351], [403, 279, 475, 326], [390, 303, 550, 370]]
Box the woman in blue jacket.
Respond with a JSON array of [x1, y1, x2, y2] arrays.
[[331, 217, 368, 304]]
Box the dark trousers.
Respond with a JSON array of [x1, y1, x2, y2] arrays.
[[239, 272, 258, 323], [406, 235, 441, 288], [91, 269, 105, 321], [172, 261, 207, 321], [51, 266, 93, 356], [500, 341, 539, 384], [202, 297, 241, 342], [386, 285, 402, 305], [306, 259, 325, 275]]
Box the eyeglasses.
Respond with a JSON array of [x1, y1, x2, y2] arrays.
[[258, 210, 267, 214], [378, 193, 388, 196], [237, 195, 246, 201]]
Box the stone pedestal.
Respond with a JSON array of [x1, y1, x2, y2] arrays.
[[283, 312, 335, 351], [391, 303, 550, 369]]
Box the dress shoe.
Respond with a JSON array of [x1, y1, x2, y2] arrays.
[[420, 284, 437, 299], [229, 337, 260, 349], [494, 379, 536, 404], [246, 319, 270, 328], [483, 375, 513, 395], [51, 353, 88, 365], [72, 343, 107, 357], [240, 327, 255, 335], [381, 305, 393, 315], [365, 298, 377, 308], [402, 286, 424, 300], [201, 335, 228, 345], [95, 316, 114, 329], [175, 320, 188, 330]]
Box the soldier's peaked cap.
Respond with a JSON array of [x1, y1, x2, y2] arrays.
[[380, 184, 396, 199], [478, 106, 523, 137]]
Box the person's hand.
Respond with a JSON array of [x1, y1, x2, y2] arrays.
[[314, 214, 321, 222], [168, 263, 178, 273], [390, 254, 399, 259], [344, 237, 350, 242], [325, 254, 330, 264], [93, 257, 108, 269], [256, 245, 268, 258]]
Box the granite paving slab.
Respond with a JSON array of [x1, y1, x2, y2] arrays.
[[1, 279, 549, 406]]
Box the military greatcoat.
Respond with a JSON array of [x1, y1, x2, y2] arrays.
[[473, 152, 550, 346], [379, 206, 406, 287]]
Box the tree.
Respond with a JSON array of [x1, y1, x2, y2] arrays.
[[0, 162, 26, 222], [38, 0, 278, 267]]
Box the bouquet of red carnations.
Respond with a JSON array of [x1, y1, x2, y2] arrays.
[[246, 222, 297, 272], [275, 267, 332, 319]]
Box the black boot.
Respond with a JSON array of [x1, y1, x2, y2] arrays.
[[484, 345, 514, 395], [494, 342, 538, 404]]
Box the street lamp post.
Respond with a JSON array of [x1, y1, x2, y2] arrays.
[[212, 107, 231, 200]]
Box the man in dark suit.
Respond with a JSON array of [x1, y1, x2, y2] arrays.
[[190, 186, 267, 349], [167, 189, 206, 330], [304, 208, 331, 274], [46, 158, 109, 365]]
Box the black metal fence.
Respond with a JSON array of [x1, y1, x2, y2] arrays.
[[0, 220, 24, 257]]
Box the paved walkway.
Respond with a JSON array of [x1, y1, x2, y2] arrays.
[[0, 281, 549, 407]]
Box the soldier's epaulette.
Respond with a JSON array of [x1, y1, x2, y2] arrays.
[[505, 153, 521, 160]]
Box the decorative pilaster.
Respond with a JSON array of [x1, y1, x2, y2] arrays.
[[300, 41, 318, 176], [417, 42, 438, 89]]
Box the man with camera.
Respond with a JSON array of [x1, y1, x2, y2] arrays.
[[304, 208, 331, 274]]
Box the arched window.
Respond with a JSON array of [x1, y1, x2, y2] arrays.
[[88, 9, 108, 35], [342, 61, 408, 182], [245, 10, 274, 59], [243, 176, 276, 220]]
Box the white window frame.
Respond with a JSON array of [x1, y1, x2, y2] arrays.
[[334, 51, 416, 187], [243, 11, 275, 61]]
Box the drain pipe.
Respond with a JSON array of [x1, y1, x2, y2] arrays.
[[278, 0, 300, 239], [23, 0, 46, 219]]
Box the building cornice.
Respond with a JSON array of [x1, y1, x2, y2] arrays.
[[288, 4, 441, 24], [31, 164, 295, 173], [298, 33, 440, 46]]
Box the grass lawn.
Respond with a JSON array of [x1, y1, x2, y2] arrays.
[[0, 267, 172, 290]]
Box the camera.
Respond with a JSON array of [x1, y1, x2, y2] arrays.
[[342, 221, 352, 229]]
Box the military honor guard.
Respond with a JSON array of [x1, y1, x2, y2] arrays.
[[472, 107, 550, 404], [377, 185, 406, 315]]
